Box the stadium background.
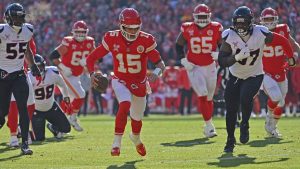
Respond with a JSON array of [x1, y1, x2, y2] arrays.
[[1, 0, 300, 116]]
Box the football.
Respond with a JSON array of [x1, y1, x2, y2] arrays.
[[93, 73, 109, 93]]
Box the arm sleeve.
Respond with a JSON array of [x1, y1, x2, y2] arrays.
[[86, 44, 109, 73], [148, 49, 162, 64]]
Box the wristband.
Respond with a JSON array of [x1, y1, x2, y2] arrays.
[[153, 68, 162, 76]]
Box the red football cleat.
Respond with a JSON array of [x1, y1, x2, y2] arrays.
[[111, 147, 120, 156], [136, 143, 146, 156]]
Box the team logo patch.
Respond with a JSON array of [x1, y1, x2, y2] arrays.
[[137, 45, 144, 53], [207, 29, 213, 36], [279, 31, 284, 36], [72, 44, 77, 50], [113, 44, 120, 52], [188, 29, 194, 36], [87, 43, 92, 49]]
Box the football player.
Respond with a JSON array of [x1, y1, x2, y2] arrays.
[[260, 7, 300, 137], [218, 6, 295, 153], [176, 4, 223, 138], [0, 3, 41, 155], [162, 59, 180, 114], [29, 54, 71, 141], [49, 20, 96, 131], [86, 8, 165, 156], [8, 38, 37, 147]]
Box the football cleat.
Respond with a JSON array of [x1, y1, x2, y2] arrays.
[[111, 147, 120, 156], [47, 123, 59, 138], [68, 114, 83, 132], [265, 118, 282, 138], [129, 133, 146, 156], [224, 137, 236, 153], [9, 135, 19, 148], [21, 142, 33, 155], [240, 122, 249, 144], [203, 124, 217, 138]]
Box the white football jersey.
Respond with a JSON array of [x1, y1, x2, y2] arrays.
[[0, 23, 33, 73], [29, 66, 69, 112], [222, 25, 269, 79]]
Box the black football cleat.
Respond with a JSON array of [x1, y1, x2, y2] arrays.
[[47, 123, 58, 137], [240, 122, 249, 144], [21, 142, 33, 155], [224, 137, 236, 153]]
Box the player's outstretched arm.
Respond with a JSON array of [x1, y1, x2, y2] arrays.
[[217, 40, 236, 67], [288, 34, 300, 55], [25, 42, 41, 76]]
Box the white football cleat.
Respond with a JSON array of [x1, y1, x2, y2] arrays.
[[265, 117, 282, 138], [68, 114, 83, 132], [9, 135, 19, 148], [203, 124, 217, 138]]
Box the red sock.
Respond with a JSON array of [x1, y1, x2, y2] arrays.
[[131, 118, 142, 135], [267, 99, 278, 111], [115, 101, 131, 135], [7, 101, 18, 134], [198, 96, 211, 121], [207, 100, 214, 117], [70, 98, 84, 115], [273, 107, 283, 119], [27, 104, 35, 121]]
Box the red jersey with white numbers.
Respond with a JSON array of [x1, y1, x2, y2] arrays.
[[263, 24, 292, 82], [102, 30, 161, 83], [181, 22, 223, 66], [61, 36, 95, 76], [163, 66, 180, 89]]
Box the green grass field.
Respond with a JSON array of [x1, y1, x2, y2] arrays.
[[0, 115, 299, 169]]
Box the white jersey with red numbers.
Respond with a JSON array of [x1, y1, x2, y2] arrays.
[[28, 66, 69, 112], [102, 30, 161, 97], [263, 24, 290, 82], [0, 23, 33, 73], [60, 36, 95, 76], [180, 22, 223, 66]]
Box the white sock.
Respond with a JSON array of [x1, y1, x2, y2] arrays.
[[205, 119, 213, 126], [130, 133, 142, 146], [112, 135, 122, 148]]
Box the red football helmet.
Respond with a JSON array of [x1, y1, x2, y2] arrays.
[[119, 8, 142, 41], [72, 20, 88, 42], [260, 7, 278, 30], [193, 4, 211, 27]]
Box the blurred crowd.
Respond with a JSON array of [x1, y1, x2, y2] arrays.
[[1, 0, 300, 116]]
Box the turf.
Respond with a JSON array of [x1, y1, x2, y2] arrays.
[[0, 115, 299, 169]]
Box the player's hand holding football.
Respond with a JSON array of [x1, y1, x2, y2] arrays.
[[235, 47, 250, 61], [90, 72, 109, 93]]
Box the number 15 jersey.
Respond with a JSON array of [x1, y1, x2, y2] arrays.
[[0, 23, 33, 73], [102, 30, 161, 83]]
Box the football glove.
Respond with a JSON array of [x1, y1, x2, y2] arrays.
[[235, 47, 250, 61], [180, 58, 194, 71], [211, 52, 219, 61]]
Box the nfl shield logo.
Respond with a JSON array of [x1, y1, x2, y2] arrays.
[[137, 45, 144, 53]]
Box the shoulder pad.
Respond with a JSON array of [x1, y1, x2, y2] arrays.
[[222, 29, 231, 39], [182, 22, 194, 27], [174, 66, 180, 70], [24, 23, 34, 33], [106, 30, 121, 37], [0, 25, 4, 33], [139, 31, 153, 39], [86, 36, 94, 41], [47, 66, 60, 74], [165, 66, 171, 70], [256, 25, 269, 34]]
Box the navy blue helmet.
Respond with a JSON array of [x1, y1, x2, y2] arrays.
[[232, 6, 254, 37]]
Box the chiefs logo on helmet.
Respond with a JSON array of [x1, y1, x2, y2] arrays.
[[193, 4, 211, 27], [260, 7, 278, 30], [72, 20, 89, 42], [119, 8, 142, 41]]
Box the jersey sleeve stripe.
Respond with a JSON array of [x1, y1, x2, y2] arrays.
[[145, 42, 157, 53], [102, 39, 109, 51], [26, 25, 33, 33], [0, 26, 4, 33]]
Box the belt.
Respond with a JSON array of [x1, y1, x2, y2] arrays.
[[0, 69, 25, 80]]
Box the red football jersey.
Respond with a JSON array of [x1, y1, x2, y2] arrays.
[[262, 24, 291, 82], [163, 66, 180, 89], [181, 22, 223, 66], [61, 36, 95, 76], [101, 30, 161, 83]]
